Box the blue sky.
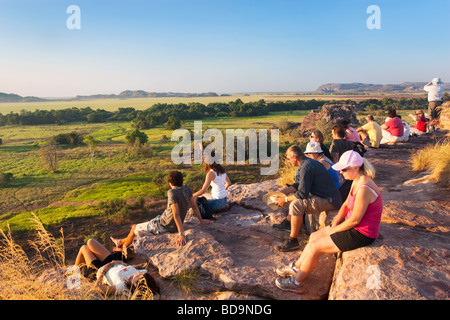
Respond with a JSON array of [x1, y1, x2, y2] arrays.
[[0, 0, 449, 97]]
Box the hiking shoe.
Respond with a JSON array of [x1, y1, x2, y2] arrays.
[[275, 276, 304, 294], [272, 219, 291, 232], [274, 238, 300, 252], [276, 262, 298, 277]]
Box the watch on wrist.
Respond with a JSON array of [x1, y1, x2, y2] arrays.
[[179, 231, 185, 236]]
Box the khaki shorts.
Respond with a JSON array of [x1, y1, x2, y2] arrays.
[[289, 196, 335, 217], [134, 216, 168, 235], [428, 101, 442, 120]]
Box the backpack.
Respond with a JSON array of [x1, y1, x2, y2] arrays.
[[196, 196, 213, 219], [353, 141, 366, 157]]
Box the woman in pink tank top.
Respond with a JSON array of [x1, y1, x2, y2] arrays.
[[275, 150, 382, 294]]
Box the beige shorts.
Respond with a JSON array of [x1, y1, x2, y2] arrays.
[[134, 216, 167, 235], [428, 101, 442, 120], [289, 196, 335, 217]]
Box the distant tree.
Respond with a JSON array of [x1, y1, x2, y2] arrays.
[[39, 141, 58, 173], [83, 135, 99, 162], [125, 129, 149, 158], [165, 116, 182, 130], [53, 131, 83, 146], [125, 129, 148, 145]]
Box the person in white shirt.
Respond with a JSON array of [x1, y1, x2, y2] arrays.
[[96, 261, 159, 298], [424, 77, 444, 131], [193, 159, 231, 213]]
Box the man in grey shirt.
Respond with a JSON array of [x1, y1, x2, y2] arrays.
[[272, 145, 342, 252], [111, 171, 212, 248]]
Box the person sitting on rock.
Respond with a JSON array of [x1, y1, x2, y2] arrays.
[[272, 145, 342, 252], [408, 110, 428, 136], [111, 170, 212, 248], [309, 129, 333, 160], [330, 125, 355, 200], [380, 108, 404, 144], [356, 114, 382, 149], [329, 125, 354, 163], [193, 156, 232, 217], [275, 150, 382, 294], [304, 141, 340, 189], [338, 118, 361, 143]]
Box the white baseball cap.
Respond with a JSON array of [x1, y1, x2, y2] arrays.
[[332, 150, 364, 171]]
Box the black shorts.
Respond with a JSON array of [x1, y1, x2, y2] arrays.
[[330, 228, 376, 252], [91, 251, 123, 269]]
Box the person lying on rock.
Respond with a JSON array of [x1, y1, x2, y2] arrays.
[[75, 238, 131, 278], [74, 238, 160, 297], [272, 145, 342, 252], [275, 150, 382, 294], [111, 170, 212, 248], [95, 260, 159, 298]]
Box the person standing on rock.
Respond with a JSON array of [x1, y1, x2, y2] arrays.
[[424, 77, 444, 132], [275, 150, 382, 294], [272, 145, 342, 252], [111, 171, 212, 248]]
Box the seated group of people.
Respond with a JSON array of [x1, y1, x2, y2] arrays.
[[73, 115, 388, 296], [357, 107, 434, 147], [74, 162, 230, 298]]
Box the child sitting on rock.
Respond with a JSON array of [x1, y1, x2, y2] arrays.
[[111, 171, 212, 248]]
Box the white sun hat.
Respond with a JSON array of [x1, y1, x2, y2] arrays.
[[304, 141, 323, 154]]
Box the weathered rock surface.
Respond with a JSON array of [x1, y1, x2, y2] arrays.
[[299, 104, 361, 136], [135, 179, 336, 300], [329, 223, 450, 300], [134, 133, 449, 300], [329, 134, 450, 300]]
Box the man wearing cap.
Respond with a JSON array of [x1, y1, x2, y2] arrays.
[[424, 77, 444, 132], [272, 145, 342, 252], [275, 150, 382, 293]]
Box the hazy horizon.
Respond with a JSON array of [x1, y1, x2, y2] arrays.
[[1, 0, 449, 97]]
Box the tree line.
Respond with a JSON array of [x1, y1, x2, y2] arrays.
[[1, 94, 447, 128], [0, 99, 324, 128]]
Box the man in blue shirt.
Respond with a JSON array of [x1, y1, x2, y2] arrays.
[[273, 145, 342, 252]]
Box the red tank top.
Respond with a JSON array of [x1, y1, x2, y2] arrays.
[[345, 184, 382, 239]]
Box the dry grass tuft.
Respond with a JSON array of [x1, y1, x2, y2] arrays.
[[410, 140, 450, 187], [0, 214, 98, 300], [439, 103, 450, 136], [277, 158, 297, 187]]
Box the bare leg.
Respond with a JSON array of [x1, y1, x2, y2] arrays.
[[289, 214, 303, 239], [294, 228, 329, 269], [111, 225, 136, 249], [75, 239, 110, 267], [294, 234, 340, 283], [86, 239, 111, 262]]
